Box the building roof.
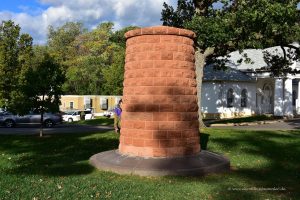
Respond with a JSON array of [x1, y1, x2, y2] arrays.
[[203, 43, 300, 81], [203, 64, 255, 82], [226, 43, 300, 71]]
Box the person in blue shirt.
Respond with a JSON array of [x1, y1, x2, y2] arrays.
[[114, 99, 122, 134]]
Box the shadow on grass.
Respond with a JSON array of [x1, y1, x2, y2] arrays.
[[207, 115, 277, 125], [0, 130, 119, 176], [196, 129, 300, 199], [162, 130, 300, 199]]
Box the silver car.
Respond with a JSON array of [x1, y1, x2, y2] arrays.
[[0, 111, 62, 128]]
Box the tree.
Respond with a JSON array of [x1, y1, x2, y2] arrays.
[[9, 33, 34, 115], [48, 22, 86, 63], [101, 26, 139, 95], [0, 20, 64, 136], [26, 52, 65, 137], [62, 22, 115, 94], [0, 20, 34, 114], [161, 0, 300, 126], [62, 23, 135, 95], [101, 45, 125, 95]]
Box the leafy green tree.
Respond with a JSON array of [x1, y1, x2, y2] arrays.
[[47, 22, 137, 95], [9, 33, 34, 114], [100, 26, 139, 95], [48, 22, 86, 63], [0, 20, 64, 136], [0, 20, 20, 108], [62, 22, 131, 95], [0, 20, 34, 114], [161, 0, 300, 126], [101, 45, 125, 95], [26, 52, 65, 136], [62, 22, 114, 94]]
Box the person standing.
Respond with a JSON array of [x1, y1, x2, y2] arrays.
[[114, 99, 122, 133], [80, 111, 85, 120]]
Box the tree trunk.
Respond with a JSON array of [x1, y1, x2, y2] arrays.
[[40, 111, 44, 137], [195, 49, 206, 128], [40, 94, 45, 137], [195, 47, 215, 128]]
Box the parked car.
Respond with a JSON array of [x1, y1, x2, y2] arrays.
[[62, 110, 94, 122], [0, 111, 63, 128]]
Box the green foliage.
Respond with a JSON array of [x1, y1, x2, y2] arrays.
[[54, 22, 130, 95], [0, 20, 20, 106], [62, 22, 114, 94], [48, 22, 86, 63], [161, 0, 195, 28], [0, 19, 64, 115], [101, 47, 125, 95], [27, 53, 65, 113], [0, 20, 34, 114], [0, 20, 132, 99], [161, 0, 300, 76]]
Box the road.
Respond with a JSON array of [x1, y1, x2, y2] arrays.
[[0, 124, 114, 135], [2, 118, 300, 135]]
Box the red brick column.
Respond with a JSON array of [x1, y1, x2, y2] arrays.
[[119, 26, 200, 158]]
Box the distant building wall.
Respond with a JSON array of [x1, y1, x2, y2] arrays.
[[60, 95, 122, 114], [201, 81, 256, 119]]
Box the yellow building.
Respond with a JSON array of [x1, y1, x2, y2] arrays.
[[60, 95, 122, 115]]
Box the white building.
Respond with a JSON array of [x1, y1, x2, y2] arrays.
[[201, 45, 300, 119]]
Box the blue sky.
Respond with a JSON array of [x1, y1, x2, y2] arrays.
[[0, 0, 176, 44], [0, 0, 46, 14]]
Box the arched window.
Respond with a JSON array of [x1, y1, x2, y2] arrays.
[[227, 88, 234, 108], [293, 90, 297, 106], [241, 89, 248, 107]]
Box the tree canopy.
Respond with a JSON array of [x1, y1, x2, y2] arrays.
[[162, 0, 300, 75], [0, 20, 34, 113], [48, 22, 137, 95], [0, 20, 65, 120], [0, 19, 136, 112]]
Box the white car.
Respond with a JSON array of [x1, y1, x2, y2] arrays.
[[62, 110, 94, 122]]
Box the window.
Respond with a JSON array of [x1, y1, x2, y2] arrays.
[[69, 102, 74, 109], [241, 89, 248, 107], [227, 88, 234, 108], [100, 98, 108, 110], [90, 99, 93, 108]]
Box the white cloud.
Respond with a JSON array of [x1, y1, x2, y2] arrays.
[[0, 0, 177, 44]]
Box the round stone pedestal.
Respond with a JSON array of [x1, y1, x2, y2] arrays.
[[90, 150, 230, 176]]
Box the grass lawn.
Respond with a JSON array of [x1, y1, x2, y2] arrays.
[[0, 128, 299, 200], [69, 117, 114, 126]]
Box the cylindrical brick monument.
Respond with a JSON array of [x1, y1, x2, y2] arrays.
[[120, 26, 200, 158], [90, 26, 230, 176]]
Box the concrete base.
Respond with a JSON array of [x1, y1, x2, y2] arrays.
[[89, 150, 230, 176]]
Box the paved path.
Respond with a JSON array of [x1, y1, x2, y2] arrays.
[[209, 118, 300, 130], [0, 124, 114, 135]]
